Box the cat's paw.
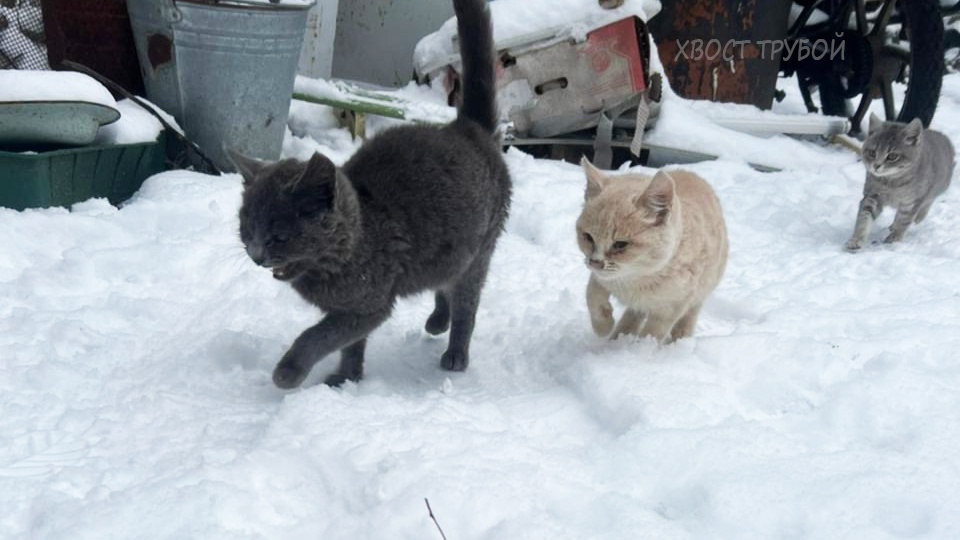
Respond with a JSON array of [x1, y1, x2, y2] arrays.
[[590, 303, 615, 336], [425, 311, 450, 335], [883, 231, 903, 244], [323, 372, 360, 387], [273, 362, 308, 389], [844, 238, 864, 253], [440, 349, 469, 372]]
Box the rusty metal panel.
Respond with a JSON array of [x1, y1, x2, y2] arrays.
[[649, 0, 792, 109], [40, 0, 145, 96]]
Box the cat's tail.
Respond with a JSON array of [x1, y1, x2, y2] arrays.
[[453, 0, 497, 133]]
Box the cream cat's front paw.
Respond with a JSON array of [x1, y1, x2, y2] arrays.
[[590, 302, 615, 337]]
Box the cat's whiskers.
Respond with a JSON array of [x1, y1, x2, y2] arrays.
[[587, 260, 623, 280], [213, 245, 258, 277]]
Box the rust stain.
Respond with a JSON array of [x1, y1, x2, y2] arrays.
[[740, 0, 755, 30], [657, 42, 770, 105], [147, 33, 172, 69], [682, 0, 724, 29]]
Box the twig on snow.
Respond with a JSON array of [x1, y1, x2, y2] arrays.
[[424, 498, 448, 540]]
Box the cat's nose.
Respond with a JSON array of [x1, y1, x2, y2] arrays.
[[588, 259, 605, 270], [246, 244, 266, 266]]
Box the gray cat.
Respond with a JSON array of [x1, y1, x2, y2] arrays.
[[846, 114, 955, 252], [229, 0, 510, 388]]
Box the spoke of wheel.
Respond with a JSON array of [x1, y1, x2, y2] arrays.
[[869, 0, 897, 37], [880, 79, 897, 120], [799, 83, 818, 113], [854, 0, 869, 36], [788, 2, 820, 39], [850, 89, 876, 131], [881, 44, 911, 63]]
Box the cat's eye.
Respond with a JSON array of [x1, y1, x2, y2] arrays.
[[864, 150, 876, 159], [611, 241, 629, 251], [582, 232, 594, 244], [268, 233, 289, 245], [886, 153, 900, 162]]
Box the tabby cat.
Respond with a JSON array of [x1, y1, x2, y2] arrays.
[[846, 114, 954, 251]]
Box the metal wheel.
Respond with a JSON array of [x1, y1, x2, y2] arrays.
[[788, 0, 944, 134]]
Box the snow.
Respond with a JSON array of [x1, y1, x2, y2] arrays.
[[0, 70, 116, 108], [4, 56, 960, 540], [414, 0, 662, 75], [788, 3, 830, 27], [94, 99, 165, 146]]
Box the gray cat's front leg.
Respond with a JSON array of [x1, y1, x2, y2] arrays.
[[274, 309, 390, 389], [884, 206, 918, 244], [324, 338, 366, 387], [846, 195, 881, 252], [914, 202, 933, 224]]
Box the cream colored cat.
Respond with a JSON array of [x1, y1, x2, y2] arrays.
[[575, 159, 728, 343]]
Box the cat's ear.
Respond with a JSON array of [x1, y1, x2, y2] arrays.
[[903, 118, 923, 145], [295, 152, 337, 187], [226, 149, 266, 187], [638, 171, 676, 226], [291, 153, 338, 213], [868, 113, 883, 134], [581, 157, 608, 200]]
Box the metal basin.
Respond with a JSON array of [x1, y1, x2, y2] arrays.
[[0, 101, 121, 146]]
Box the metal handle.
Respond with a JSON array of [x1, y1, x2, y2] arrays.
[[161, 0, 183, 23]]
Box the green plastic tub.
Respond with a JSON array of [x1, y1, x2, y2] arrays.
[[0, 133, 168, 211]]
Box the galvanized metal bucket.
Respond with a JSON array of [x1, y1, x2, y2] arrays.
[[126, 0, 313, 171]]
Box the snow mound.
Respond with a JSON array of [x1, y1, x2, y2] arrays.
[[0, 70, 116, 108], [94, 99, 165, 145]]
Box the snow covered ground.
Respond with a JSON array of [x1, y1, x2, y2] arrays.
[[3, 69, 960, 538]]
